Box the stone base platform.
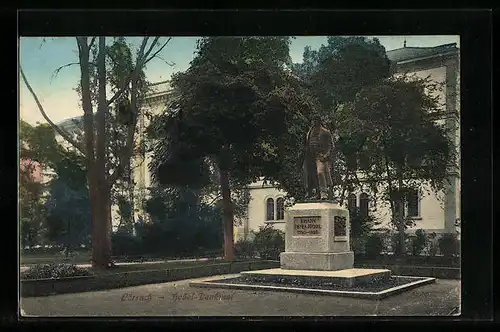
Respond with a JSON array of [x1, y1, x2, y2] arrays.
[[280, 252, 354, 271], [240, 268, 391, 287], [189, 272, 437, 300]]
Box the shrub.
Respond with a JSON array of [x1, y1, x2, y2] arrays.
[[390, 232, 411, 256], [350, 237, 366, 254], [438, 233, 460, 257], [364, 233, 384, 258], [21, 263, 92, 280], [234, 239, 256, 259], [377, 230, 392, 253], [411, 229, 427, 256], [349, 208, 380, 239], [252, 225, 285, 260], [111, 231, 144, 257], [421, 232, 439, 256]]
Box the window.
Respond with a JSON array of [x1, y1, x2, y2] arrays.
[[276, 197, 285, 220], [406, 189, 420, 217], [347, 193, 357, 215], [266, 198, 275, 221], [359, 193, 369, 218]]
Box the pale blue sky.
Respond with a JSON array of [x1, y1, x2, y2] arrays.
[[19, 35, 459, 125]]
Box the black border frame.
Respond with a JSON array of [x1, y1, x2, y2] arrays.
[[5, 8, 493, 328]]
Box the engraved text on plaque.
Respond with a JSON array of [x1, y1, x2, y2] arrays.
[[293, 216, 321, 236]]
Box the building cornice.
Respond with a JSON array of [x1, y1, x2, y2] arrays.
[[393, 52, 458, 74], [395, 51, 458, 66]]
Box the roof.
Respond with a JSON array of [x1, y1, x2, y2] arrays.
[[146, 80, 172, 98], [386, 43, 458, 63], [56, 81, 173, 132], [57, 116, 84, 133]]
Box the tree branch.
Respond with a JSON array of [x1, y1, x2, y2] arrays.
[[107, 36, 171, 188], [20, 67, 85, 155], [75, 37, 96, 163], [88, 37, 97, 50], [154, 55, 175, 67], [95, 36, 108, 181], [145, 37, 172, 64], [107, 37, 149, 187], [50, 62, 80, 82], [143, 37, 160, 63], [106, 76, 130, 107], [208, 194, 223, 206], [137, 37, 150, 61], [107, 52, 120, 68]]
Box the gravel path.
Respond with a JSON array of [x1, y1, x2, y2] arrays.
[[20, 275, 460, 317]]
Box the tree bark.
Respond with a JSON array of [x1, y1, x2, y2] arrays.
[[91, 188, 111, 268], [90, 36, 113, 268], [396, 176, 406, 256], [75, 37, 107, 268], [219, 147, 234, 261]]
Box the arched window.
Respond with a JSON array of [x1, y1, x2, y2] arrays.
[[276, 197, 285, 220], [406, 189, 420, 217], [359, 193, 369, 218], [347, 193, 357, 215], [266, 198, 275, 221]]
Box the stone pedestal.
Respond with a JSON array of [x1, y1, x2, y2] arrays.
[[280, 201, 354, 271]]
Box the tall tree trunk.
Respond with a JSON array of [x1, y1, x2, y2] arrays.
[[89, 179, 103, 266], [396, 176, 406, 256], [92, 36, 112, 268], [393, 197, 405, 256], [218, 147, 234, 261], [107, 200, 113, 243], [91, 187, 111, 268], [383, 151, 406, 256], [128, 162, 135, 232], [75, 37, 105, 268], [104, 195, 112, 261], [66, 218, 71, 257]]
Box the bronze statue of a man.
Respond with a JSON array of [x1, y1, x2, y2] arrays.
[[302, 117, 334, 200]]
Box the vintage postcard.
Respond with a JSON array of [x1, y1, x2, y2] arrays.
[[19, 17, 462, 317]]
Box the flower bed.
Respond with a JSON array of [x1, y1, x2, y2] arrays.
[[21, 263, 93, 280]]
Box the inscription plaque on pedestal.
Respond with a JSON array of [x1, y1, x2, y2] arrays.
[[293, 216, 321, 236], [334, 216, 347, 241]]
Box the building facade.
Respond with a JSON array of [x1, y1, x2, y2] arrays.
[[131, 81, 173, 223]]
